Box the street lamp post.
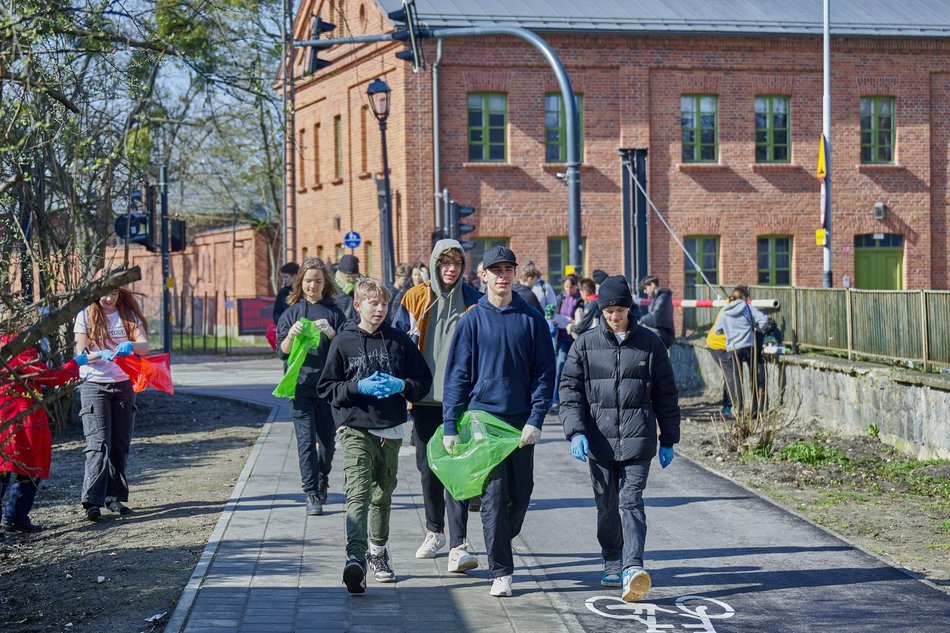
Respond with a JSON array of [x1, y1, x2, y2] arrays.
[[367, 77, 396, 287]]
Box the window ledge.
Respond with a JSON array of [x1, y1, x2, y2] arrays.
[[751, 163, 803, 172], [296, 186, 308, 193], [330, 177, 344, 185], [463, 162, 512, 168], [310, 183, 323, 191], [677, 163, 729, 172], [358, 171, 373, 180], [858, 163, 905, 173], [540, 163, 590, 171]]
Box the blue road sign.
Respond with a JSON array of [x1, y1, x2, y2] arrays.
[[343, 231, 362, 249]]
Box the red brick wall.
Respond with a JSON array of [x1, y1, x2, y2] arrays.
[[290, 10, 950, 294]]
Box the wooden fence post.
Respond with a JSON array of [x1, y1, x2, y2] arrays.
[[845, 288, 854, 361], [921, 290, 929, 371]]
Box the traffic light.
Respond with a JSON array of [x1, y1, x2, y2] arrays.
[[388, 0, 425, 72], [306, 16, 336, 74], [115, 182, 157, 251], [170, 218, 186, 252], [448, 201, 476, 251]]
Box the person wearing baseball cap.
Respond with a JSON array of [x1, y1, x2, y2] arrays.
[[441, 245, 556, 597], [558, 274, 680, 603], [333, 255, 361, 322]]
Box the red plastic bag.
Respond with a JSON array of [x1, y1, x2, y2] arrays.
[[265, 323, 278, 351], [114, 353, 175, 395]]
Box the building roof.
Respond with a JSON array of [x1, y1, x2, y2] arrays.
[[378, 0, 950, 38]]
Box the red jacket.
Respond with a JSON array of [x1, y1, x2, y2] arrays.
[[1, 335, 79, 479]]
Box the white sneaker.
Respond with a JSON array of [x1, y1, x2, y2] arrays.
[[415, 530, 446, 559], [447, 542, 479, 573], [490, 574, 513, 597]]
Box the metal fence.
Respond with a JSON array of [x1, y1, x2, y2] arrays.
[[684, 285, 950, 370]]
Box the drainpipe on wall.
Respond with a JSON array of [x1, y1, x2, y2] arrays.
[[432, 38, 444, 234]]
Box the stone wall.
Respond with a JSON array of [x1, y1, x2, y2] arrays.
[[672, 340, 950, 460]]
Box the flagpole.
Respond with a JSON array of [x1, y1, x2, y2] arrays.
[[822, 0, 833, 288]]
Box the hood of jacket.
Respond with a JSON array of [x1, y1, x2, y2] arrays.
[[723, 298, 748, 317], [429, 238, 465, 295]]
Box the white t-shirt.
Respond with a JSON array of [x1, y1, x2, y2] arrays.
[[613, 330, 629, 345], [74, 309, 139, 383]]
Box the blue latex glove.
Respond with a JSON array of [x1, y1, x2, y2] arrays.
[[114, 341, 135, 358], [73, 353, 88, 367], [659, 446, 675, 468], [98, 350, 115, 362], [570, 434, 588, 462], [374, 373, 405, 398], [357, 372, 386, 397]]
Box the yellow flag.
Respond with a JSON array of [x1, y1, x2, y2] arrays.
[[816, 135, 827, 179]]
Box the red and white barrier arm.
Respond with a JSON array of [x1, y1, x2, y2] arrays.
[[637, 298, 780, 309]]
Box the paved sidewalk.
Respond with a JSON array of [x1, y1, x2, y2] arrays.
[[166, 357, 581, 633]]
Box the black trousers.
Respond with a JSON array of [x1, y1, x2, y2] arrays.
[[412, 404, 469, 545], [481, 443, 535, 577], [290, 393, 336, 494]]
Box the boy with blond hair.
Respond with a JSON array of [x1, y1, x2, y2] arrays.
[[317, 278, 432, 593]]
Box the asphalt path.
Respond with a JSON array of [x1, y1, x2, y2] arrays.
[[171, 355, 950, 632]]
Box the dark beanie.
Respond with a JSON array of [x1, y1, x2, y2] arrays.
[[596, 275, 633, 309], [592, 269, 608, 285]]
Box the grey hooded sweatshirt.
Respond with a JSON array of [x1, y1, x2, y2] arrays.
[[715, 299, 769, 352]]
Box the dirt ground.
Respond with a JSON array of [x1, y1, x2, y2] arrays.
[[677, 397, 950, 592], [2, 390, 947, 632], [0, 391, 268, 632]]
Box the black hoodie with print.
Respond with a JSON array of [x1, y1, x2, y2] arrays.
[[317, 320, 432, 430]]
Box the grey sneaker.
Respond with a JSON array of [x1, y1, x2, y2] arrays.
[[306, 493, 323, 516], [366, 548, 396, 583], [343, 555, 366, 594], [601, 559, 622, 587]]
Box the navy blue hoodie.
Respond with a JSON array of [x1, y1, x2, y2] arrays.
[[442, 293, 556, 434]]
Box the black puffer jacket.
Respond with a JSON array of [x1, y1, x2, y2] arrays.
[[558, 320, 680, 462]]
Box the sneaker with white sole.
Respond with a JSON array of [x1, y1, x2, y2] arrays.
[[343, 555, 366, 594], [620, 566, 651, 602], [447, 543, 478, 573], [600, 566, 622, 587], [415, 530, 446, 559], [490, 574, 513, 597], [366, 548, 396, 583]]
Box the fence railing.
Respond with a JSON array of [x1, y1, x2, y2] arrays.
[[683, 285, 950, 370]]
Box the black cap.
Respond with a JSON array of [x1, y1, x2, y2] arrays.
[[596, 275, 633, 309], [482, 246, 517, 269], [339, 254, 360, 274], [592, 269, 608, 285]]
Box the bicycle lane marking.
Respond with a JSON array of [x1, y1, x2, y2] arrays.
[[585, 595, 735, 631]]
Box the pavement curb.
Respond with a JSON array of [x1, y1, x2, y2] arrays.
[[163, 398, 282, 633]]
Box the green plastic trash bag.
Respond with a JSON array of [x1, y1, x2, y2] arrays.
[[272, 318, 321, 399], [426, 410, 523, 500]]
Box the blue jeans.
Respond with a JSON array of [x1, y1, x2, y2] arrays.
[[1, 473, 39, 524], [588, 456, 652, 571], [552, 337, 573, 405]]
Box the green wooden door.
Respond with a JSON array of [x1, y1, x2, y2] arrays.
[[854, 248, 903, 289]]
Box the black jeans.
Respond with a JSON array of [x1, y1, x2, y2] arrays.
[[725, 347, 765, 415], [412, 404, 469, 545], [588, 456, 652, 571], [480, 443, 535, 577], [290, 394, 336, 494], [709, 348, 733, 408], [79, 380, 136, 506]]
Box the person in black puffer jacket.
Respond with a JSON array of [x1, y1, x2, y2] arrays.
[[638, 275, 675, 349], [276, 258, 348, 516], [559, 275, 680, 604]]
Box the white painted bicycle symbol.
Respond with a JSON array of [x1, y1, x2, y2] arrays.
[[585, 595, 735, 632]]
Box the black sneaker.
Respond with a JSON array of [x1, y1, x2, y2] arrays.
[[366, 548, 396, 583], [84, 505, 101, 522], [306, 493, 323, 516], [1, 518, 43, 533], [343, 555, 366, 594], [317, 477, 328, 505], [106, 501, 131, 515], [468, 496, 482, 513]]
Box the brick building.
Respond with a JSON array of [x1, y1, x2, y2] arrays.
[[288, 0, 950, 299]]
